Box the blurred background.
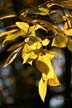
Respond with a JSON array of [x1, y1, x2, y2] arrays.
[[0, 0, 72, 108]]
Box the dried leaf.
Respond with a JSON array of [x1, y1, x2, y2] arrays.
[[4, 47, 22, 67], [7, 42, 24, 51], [38, 78, 47, 102]]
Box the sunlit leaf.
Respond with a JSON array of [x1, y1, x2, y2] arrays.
[[48, 73, 60, 86], [2, 30, 25, 46], [22, 51, 37, 64], [0, 14, 16, 20], [22, 43, 32, 53], [16, 22, 29, 33], [52, 35, 68, 48], [30, 42, 42, 50], [42, 39, 50, 46], [36, 52, 58, 77], [38, 78, 47, 102], [67, 38, 72, 52], [63, 21, 72, 36], [0, 29, 18, 37], [4, 47, 22, 67]]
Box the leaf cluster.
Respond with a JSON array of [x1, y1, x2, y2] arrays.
[[0, 0, 72, 102]]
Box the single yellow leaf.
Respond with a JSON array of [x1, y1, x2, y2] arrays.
[[48, 73, 60, 86], [0, 29, 18, 37], [2, 30, 25, 47], [52, 35, 68, 48], [38, 78, 47, 102], [42, 39, 50, 46], [4, 47, 22, 67], [64, 29, 72, 36], [67, 38, 72, 52], [36, 54, 55, 78], [16, 22, 29, 33]]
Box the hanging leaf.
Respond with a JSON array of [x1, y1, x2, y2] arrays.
[[36, 52, 58, 77], [67, 38, 72, 52], [7, 42, 24, 51], [48, 73, 60, 86], [16, 22, 29, 33], [38, 78, 47, 102], [36, 60, 49, 75], [52, 35, 68, 48], [4, 47, 22, 67], [2, 30, 25, 47]]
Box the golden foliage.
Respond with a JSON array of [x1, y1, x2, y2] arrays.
[[0, 0, 72, 102]]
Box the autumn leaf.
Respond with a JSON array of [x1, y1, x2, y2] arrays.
[[42, 38, 50, 46], [16, 22, 29, 33], [0, 29, 18, 37], [38, 78, 47, 102], [7, 42, 24, 51], [51, 35, 68, 48], [4, 47, 22, 67], [36, 51, 60, 76], [67, 38, 72, 52], [48, 73, 60, 86], [2, 30, 25, 47]]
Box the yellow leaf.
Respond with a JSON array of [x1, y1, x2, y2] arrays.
[[36, 53, 55, 78], [48, 73, 60, 86], [22, 51, 37, 64], [38, 78, 47, 102], [2, 30, 24, 47], [30, 42, 42, 50], [4, 47, 22, 67], [67, 38, 72, 52], [38, 7, 49, 15], [0, 29, 18, 37], [16, 22, 29, 33], [22, 53, 31, 64], [64, 29, 72, 36], [22, 43, 32, 53], [42, 39, 50, 46], [52, 35, 68, 48]]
